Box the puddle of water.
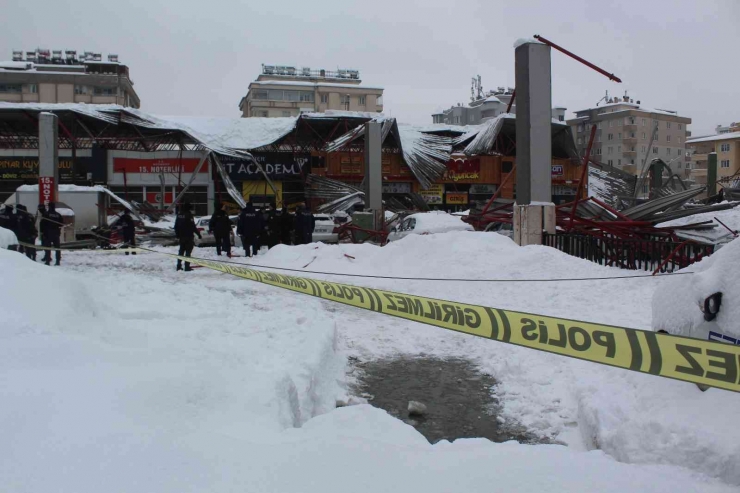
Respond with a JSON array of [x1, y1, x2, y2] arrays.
[[350, 356, 544, 444]]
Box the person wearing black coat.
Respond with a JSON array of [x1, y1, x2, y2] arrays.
[[41, 203, 63, 266], [278, 207, 294, 245], [119, 209, 137, 255], [0, 204, 16, 235], [174, 202, 202, 271], [14, 204, 37, 260], [236, 203, 264, 257], [294, 205, 316, 245], [265, 208, 280, 249], [208, 203, 232, 257]]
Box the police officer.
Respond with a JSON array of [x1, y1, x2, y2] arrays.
[[265, 207, 280, 249], [0, 204, 16, 233], [208, 202, 232, 257], [294, 204, 316, 245], [237, 202, 264, 257], [119, 209, 137, 255], [15, 205, 37, 260], [41, 203, 63, 266], [279, 207, 294, 245], [174, 202, 201, 271]]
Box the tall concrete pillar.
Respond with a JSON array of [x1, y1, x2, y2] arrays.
[[38, 112, 59, 207], [363, 121, 383, 229], [707, 152, 717, 197], [513, 41, 556, 246]]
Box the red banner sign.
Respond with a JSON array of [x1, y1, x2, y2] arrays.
[[39, 176, 55, 206], [113, 158, 208, 174], [446, 158, 480, 174]]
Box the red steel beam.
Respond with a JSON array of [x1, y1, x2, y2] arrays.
[[568, 125, 597, 230], [505, 89, 516, 113], [533, 35, 622, 83]]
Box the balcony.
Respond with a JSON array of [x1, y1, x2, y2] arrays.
[[690, 153, 708, 162], [624, 124, 638, 132], [623, 150, 637, 157], [622, 137, 637, 145]]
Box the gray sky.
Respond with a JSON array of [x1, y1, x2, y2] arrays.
[[3, 0, 738, 136]]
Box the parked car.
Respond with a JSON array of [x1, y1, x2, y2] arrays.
[[388, 212, 473, 242], [313, 214, 339, 244], [484, 221, 514, 239], [194, 217, 236, 247]]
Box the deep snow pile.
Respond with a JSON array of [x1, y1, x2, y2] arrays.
[[0, 226, 17, 249], [2, 236, 739, 491], [653, 237, 740, 339], [402, 211, 474, 234]]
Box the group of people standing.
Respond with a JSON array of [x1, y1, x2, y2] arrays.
[[236, 203, 316, 258], [0, 203, 64, 265]]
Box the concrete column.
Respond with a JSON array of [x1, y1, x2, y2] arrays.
[[364, 121, 383, 227], [38, 112, 59, 207], [513, 41, 556, 246], [707, 152, 717, 197]]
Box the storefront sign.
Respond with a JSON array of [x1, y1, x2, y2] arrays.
[[419, 184, 444, 204], [0, 157, 78, 181], [225, 153, 308, 181], [39, 176, 55, 206], [113, 157, 208, 174], [446, 192, 469, 205], [243, 180, 283, 206], [340, 156, 363, 175], [443, 157, 481, 182], [382, 182, 411, 194], [469, 184, 497, 195], [551, 165, 564, 176]]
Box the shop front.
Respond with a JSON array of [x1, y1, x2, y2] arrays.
[[223, 152, 309, 210], [435, 156, 499, 212]]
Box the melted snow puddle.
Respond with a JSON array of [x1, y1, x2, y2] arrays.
[[350, 356, 545, 444]]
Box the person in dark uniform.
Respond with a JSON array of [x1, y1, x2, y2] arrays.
[[265, 207, 280, 249], [208, 202, 232, 257], [41, 203, 63, 266], [174, 202, 201, 271], [119, 209, 137, 255], [15, 205, 37, 260], [294, 205, 316, 245], [278, 207, 294, 245], [0, 204, 16, 233], [236, 203, 264, 257]]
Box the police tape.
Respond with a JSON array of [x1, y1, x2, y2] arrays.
[[15, 241, 141, 254], [142, 248, 740, 393]]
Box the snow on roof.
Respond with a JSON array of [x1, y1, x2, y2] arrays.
[[158, 115, 298, 151], [513, 37, 544, 48], [403, 211, 474, 235], [576, 101, 685, 118], [484, 96, 502, 103], [249, 80, 384, 90], [0, 61, 33, 70], [686, 132, 740, 145], [15, 184, 109, 193]]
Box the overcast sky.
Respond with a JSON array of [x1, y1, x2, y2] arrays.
[[3, 0, 737, 136]]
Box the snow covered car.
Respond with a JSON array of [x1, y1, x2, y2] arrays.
[[387, 211, 473, 242], [313, 214, 338, 244], [484, 221, 514, 239], [194, 217, 236, 247]]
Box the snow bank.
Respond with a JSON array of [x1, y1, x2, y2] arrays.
[[0, 226, 18, 248], [255, 232, 740, 485], [653, 237, 740, 339], [405, 211, 474, 235]]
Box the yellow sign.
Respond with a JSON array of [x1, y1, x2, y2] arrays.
[[242, 180, 282, 205], [446, 192, 469, 205], [138, 249, 740, 394], [419, 184, 444, 204]]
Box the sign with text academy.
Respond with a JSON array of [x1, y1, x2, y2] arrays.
[[224, 153, 309, 181]]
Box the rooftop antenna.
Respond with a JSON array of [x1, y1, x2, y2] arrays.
[[595, 90, 609, 107], [477, 75, 483, 99], [470, 77, 476, 102]]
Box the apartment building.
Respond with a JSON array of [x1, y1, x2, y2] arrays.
[[432, 86, 567, 125], [239, 65, 383, 118], [0, 49, 140, 107], [686, 129, 740, 187], [566, 93, 691, 176]]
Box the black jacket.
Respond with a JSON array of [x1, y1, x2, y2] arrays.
[[42, 208, 63, 237], [119, 213, 136, 237], [295, 209, 316, 234], [209, 209, 232, 236], [174, 211, 200, 241], [0, 206, 16, 233], [15, 209, 37, 241], [237, 206, 264, 237]]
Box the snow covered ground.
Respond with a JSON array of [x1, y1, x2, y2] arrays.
[[0, 225, 17, 248], [2, 232, 739, 492]]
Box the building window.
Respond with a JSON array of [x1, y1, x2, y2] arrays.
[[607, 146, 613, 154], [653, 147, 658, 154], [641, 146, 647, 153], [281, 111, 291, 117], [607, 133, 613, 140], [320, 94, 328, 104], [26, 84, 38, 94], [254, 110, 268, 117], [667, 148, 671, 155], [74, 85, 88, 95], [721, 160, 730, 168], [609, 120, 614, 127], [340, 95, 351, 105], [268, 90, 284, 100], [617, 132, 622, 139], [454, 116, 461, 124], [643, 184, 649, 194], [628, 117, 636, 125], [608, 159, 614, 165], [617, 120, 622, 126], [642, 132, 646, 139], [358, 95, 366, 106], [678, 123, 682, 130], [666, 122, 672, 129], [252, 90, 269, 100], [667, 135, 671, 142], [578, 124, 584, 132], [618, 159, 622, 166], [0, 84, 23, 93], [678, 137, 682, 144], [596, 148, 602, 155], [93, 87, 117, 96], [721, 143, 731, 152], [617, 145, 621, 153], [577, 137, 582, 145], [299, 91, 314, 102], [642, 119, 647, 126], [597, 122, 602, 129]]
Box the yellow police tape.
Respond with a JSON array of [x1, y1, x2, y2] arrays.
[[13, 242, 739, 392], [143, 249, 740, 393]]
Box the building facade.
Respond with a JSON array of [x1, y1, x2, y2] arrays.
[[567, 94, 691, 176], [432, 86, 567, 125], [239, 65, 383, 118], [686, 131, 740, 188], [0, 50, 140, 107]]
